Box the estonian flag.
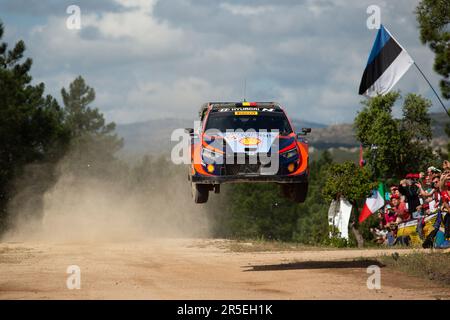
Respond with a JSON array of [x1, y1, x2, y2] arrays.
[[359, 25, 414, 97]]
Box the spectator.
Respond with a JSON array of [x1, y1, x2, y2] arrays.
[[390, 194, 410, 223], [412, 204, 423, 219], [442, 160, 450, 175], [419, 176, 441, 211], [384, 203, 398, 227], [439, 171, 450, 238], [390, 186, 400, 198], [415, 203, 430, 240], [370, 227, 388, 245], [398, 178, 421, 217], [363, 161, 450, 248], [427, 166, 441, 181]]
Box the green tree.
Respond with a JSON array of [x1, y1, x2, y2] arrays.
[[416, 0, 450, 99], [60, 76, 123, 177], [354, 92, 436, 179], [322, 161, 376, 247], [222, 183, 294, 240], [446, 123, 450, 160], [416, 0, 450, 157], [322, 162, 375, 204], [0, 22, 69, 230]]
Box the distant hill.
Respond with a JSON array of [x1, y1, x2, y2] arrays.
[[307, 112, 449, 150], [116, 118, 192, 155], [115, 113, 449, 156]]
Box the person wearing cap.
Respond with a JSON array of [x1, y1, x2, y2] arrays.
[[390, 186, 400, 196], [425, 167, 441, 190], [388, 185, 402, 203], [427, 166, 441, 174]]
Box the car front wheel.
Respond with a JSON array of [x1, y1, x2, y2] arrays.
[[192, 183, 209, 203]]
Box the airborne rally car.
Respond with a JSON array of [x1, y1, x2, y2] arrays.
[[186, 102, 310, 203]]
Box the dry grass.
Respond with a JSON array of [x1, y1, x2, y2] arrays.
[[224, 239, 336, 252], [378, 252, 450, 287]]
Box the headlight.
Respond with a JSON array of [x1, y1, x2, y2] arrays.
[[281, 148, 298, 159], [202, 147, 223, 163]]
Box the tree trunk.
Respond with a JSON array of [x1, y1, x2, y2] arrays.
[[350, 201, 364, 248], [351, 222, 365, 248]]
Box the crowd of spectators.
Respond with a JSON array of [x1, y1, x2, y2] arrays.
[[370, 160, 450, 247]]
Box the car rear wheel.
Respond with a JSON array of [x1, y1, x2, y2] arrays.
[[280, 184, 292, 198], [192, 183, 209, 203], [291, 182, 308, 203]]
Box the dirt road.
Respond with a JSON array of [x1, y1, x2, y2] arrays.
[[0, 239, 448, 299]]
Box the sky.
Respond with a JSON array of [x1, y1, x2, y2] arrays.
[[0, 0, 444, 125]]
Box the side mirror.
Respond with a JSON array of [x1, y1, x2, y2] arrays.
[[297, 128, 311, 137]]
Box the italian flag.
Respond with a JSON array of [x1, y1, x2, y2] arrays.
[[359, 183, 385, 223]]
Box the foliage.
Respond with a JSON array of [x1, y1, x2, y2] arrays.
[[0, 21, 124, 232], [446, 123, 450, 159], [323, 232, 349, 248], [416, 0, 450, 157], [322, 161, 375, 204], [416, 0, 450, 99], [321, 161, 376, 247], [60, 76, 124, 178], [354, 92, 436, 179], [0, 22, 70, 230]]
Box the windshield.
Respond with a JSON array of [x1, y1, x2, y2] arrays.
[[205, 111, 293, 134]]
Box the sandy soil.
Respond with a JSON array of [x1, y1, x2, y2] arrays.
[[0, 239, 448, 300]]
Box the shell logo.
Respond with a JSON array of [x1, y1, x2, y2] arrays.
[[239, 137, 261, 146]]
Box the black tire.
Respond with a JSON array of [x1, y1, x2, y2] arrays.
[[192, 183, 209, 203], [291, 182, 308, 203], [280, 184, 292, 199]]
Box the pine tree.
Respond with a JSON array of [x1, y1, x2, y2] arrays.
[[0, 22, 69, 230], [416, 0, 450, 99], [416, 0, 450, 158], [60, 76, 123, 177]]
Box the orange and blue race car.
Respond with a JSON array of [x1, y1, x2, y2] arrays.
[[186, 102, 310, 203]]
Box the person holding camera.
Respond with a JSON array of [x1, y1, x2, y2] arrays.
[[418, 176, 441, 211], [398, 177, 421, 221]]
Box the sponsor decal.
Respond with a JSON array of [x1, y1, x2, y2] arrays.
[[239, 137, 261, 146], [235, 111, 258, 116], [218, 107, 275, 113]]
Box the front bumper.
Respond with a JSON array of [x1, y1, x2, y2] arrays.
[[191, 172, 308, 184]]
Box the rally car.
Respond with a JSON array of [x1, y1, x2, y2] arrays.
[[186, 102, 310, 203]]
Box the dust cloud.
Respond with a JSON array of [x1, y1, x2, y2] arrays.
[[2, 156, 212, 243]]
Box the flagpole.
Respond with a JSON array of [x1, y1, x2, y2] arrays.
[[413, 62, 450, 118]]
